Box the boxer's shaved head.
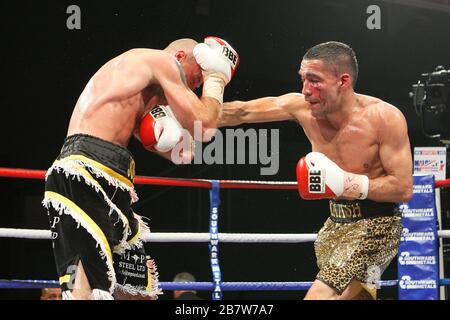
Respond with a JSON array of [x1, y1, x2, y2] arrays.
[[164, 38, 203, 90], [165, 38, 198, 55]]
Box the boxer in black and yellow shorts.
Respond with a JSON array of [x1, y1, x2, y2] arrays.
[[43, 134, 161, 299], [314, 199, 402, 299]]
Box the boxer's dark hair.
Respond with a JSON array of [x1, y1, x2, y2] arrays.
[[304, 41, 358, 88]]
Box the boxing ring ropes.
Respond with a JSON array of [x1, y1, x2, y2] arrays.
[[0, 167, 450, 299]]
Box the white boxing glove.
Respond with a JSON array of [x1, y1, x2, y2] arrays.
[[297, 152, 369, 200], [139, 105, 183, 153], [193, 36, 240, 103]]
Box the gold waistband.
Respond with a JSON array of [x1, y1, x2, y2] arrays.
[[329, 201, 363, 220]]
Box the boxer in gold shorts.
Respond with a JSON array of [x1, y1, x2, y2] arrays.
[[219, 41, 413, 299], [315, 199, 402, 299]]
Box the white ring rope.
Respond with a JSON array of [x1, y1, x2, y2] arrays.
[[0, 228, 316, 243], [438, 230, 450, 238], [1, 228, 449, 242]]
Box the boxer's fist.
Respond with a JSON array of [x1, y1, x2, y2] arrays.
[[139, 105, 183, 152], [296, 152, 369, 200], [193, 36, 239, 84], [193, 36, 239, 104]]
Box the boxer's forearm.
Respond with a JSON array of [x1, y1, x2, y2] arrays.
[[196, 96, 220, 131], [219, 98, 284, 127], [367, 175, 413, 203], [218, 100, 248, 127]]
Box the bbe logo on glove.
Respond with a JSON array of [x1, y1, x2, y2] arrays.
[[150, 106, 167, 119], [308, 169, 325, 193], [221, 46, 238, 67], [206, 36, 239, 73]]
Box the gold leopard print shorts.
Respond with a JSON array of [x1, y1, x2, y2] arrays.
[[315, 215, 402, 295]]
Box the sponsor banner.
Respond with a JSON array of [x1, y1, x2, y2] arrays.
[[398, 251, 436, 266], [209, 181, 222, 300], [398, 204, 434, 220], [414, 147, 446, 180], [400, 228, 435, 242], [398, 175, 439, 300]]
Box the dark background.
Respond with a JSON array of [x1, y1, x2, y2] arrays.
[[0, 0, 449, 300]]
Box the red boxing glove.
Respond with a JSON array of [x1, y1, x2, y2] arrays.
[[139, 105, 183, 152], [296, 152, 369, 200]]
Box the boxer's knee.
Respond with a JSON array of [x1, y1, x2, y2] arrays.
[[339, 279, 376, 300], [304, 280, 340, 300]]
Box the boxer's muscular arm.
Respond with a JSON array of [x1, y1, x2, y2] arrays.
[[156, 58, 221, 140], [104, 49, 219, 141], [368, 107, 413, 203], [219, 93, 305, 127]]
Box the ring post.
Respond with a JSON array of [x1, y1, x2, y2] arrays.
[[398, 175, 439, 299], [209, 180, 222, 300]]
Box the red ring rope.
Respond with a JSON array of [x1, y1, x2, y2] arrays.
[[435, 179, 450, 188], [0, 167, 449, 189]]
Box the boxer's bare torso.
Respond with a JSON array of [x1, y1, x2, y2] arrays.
[[288, 93, 391, 178], [67, 49, 172, 147]]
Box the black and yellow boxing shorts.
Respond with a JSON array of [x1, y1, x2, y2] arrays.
[[314, 199, 402, 297], [42, 134, 161, 299]]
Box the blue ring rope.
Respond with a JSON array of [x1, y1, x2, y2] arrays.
[[1, 279, 449, 290]]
